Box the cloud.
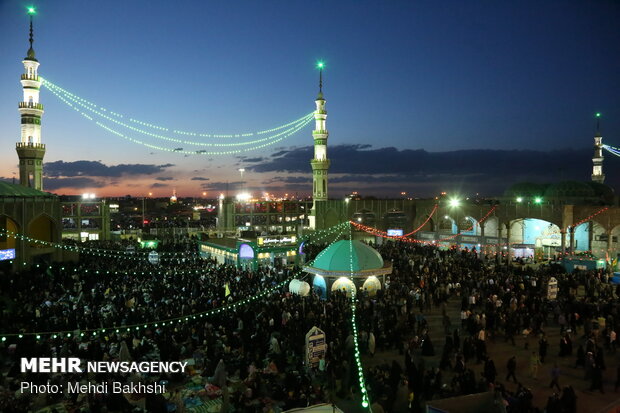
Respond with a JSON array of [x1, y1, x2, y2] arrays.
[[43, 177, 107, 190], [200, 181, 243, 191], [248, 144, 592, 176], [263, 176, 312, 184], [44, 160, 174, 178], [191, 177, 210, 181], [155, 177, 175, 181], [245, 144, 604, 196], [150, 183, 169, 188], [242, 157, 264, 163]]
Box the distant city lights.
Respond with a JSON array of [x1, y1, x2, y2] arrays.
[[236, 192, 251, 201]]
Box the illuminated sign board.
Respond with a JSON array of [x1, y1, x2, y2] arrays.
[[0, 249, 16, 261], [387, 229, 403, 236], [257, 236, 296, 245]]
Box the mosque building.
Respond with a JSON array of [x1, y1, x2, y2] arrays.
[[217, 69, 620, 265], [2, 9, 620, 270]]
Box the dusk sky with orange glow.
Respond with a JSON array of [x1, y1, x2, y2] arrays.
[[1, 1, 619, 198]]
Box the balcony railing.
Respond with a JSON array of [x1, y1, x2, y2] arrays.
[[18, 102, 43, 110], [16, 142, 45, 149], [21, 74, 40, 82], [312, 130, 328, 135]]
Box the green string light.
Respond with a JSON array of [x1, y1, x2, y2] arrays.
[[347, 221, 371, 409], [0, 229, 202, 261], [92, 117, 313, 155], [44, 80, 313, 148], [0, 221, 349, 341], [42, 78, 314, 140]]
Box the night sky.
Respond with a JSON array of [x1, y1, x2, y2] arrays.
[[0, 0, 619, 198]]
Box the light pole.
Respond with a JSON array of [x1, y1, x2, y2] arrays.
[[238, 168, 245, 193], [142, 192, 152, 229]]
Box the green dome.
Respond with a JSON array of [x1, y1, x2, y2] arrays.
[[585, 182, 614, 199], [545, 181, 596, 198], [313, 240, 384, 272], [504, 182, 548, 198], [0, 181, 54, 197]]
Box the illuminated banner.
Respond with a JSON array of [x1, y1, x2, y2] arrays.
[[0, 249, 16, 261], [547, 277, 558, 300], [305, 326, 327, 368], [257, 236, 296, 245], [387, 229, 403, 236], [148, 251, 160, 265], [140, 240, 159, 249]]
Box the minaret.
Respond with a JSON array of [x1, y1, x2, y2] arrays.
[[16, 7, 46, 190], [592, 113, 605, 183], [310, 62, 330, 203]]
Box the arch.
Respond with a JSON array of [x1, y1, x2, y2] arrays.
[[312, 274, 327, 299], [460, 216, 481, 236], [417, 217, 434, 232], [0, 215, 20, 251], [608, 225, 620, 264], [506, 218, 561, 260], [331, 276, 356, 297], [439, 215, 457, 234], [483, 216, 499, 237], [239, 243, 255, 258], [362, 276, 382, 296], [28, 213, 58, 244], [588, 220, 608, 259]]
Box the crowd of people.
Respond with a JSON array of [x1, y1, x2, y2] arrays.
[[0, 235, 619, 412]]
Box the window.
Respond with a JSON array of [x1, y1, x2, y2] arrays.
[[322, 179, 326, 194]]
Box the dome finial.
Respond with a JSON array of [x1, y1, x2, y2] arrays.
[[595, 112, 602, 136], [316, 61, 325, 99], [25, 6, 37, 61]]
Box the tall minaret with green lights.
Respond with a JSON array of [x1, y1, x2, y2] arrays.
[[592, 112, 605, 184], [16, 6, 46, 190], [310, 62, 330, 227]]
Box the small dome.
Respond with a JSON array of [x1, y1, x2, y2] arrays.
[[312, 240, 384, 272], [544, 181, 596, 198], [25, 46, 37, 61], [504, 182, 548, 198]]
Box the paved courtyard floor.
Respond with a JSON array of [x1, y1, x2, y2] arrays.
[[337, 296, 620, 413]]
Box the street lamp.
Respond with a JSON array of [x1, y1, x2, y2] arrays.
[[534, 197, 542, 204], [449, 198, 460, 207], [516, 197, 523, 203]]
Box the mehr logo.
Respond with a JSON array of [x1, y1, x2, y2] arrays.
[[21, 358, 82, 373]]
